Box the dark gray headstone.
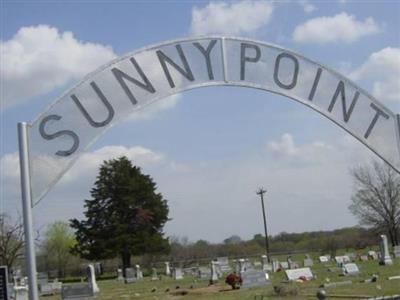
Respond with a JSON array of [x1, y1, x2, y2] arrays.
[[241, 270, 270, 289], [61, 283, 94, 299], [0, 266, 8, 300], [394, 246, 400, 258], [125, 268, 136, 284]]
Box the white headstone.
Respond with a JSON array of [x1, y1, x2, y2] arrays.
[[135, 265, 143, 280], [87, 264, 99, 293], [319, 256, 329, 263], [285, 268, 314, 281], [367, 251, 378, 260], [280, 262, 289, 269], [210, 261, 218, 282], [173, 268, 183, 280], [342, 263, 360, 276], [165, 262, 171, 276], [117, 269, 124, 281], [379, 234, 393, 265], [14, 286, 29, 300]]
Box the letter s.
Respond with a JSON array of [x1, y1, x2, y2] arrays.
[[39, 115, 79, 157]]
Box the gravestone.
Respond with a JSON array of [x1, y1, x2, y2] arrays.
[[173, 268, 183, 280], [116, 269, 124, 281], [280, 262, 289, 269], [14, 286, 29, 300], [342, 263, 360, 276], [135, 265, 143, 280], [0, 266, 8, 300], [238, 259, 246, 274], [61, 283, 94, 299], [368, 251, 378, 260], [393, 246, 400, 258], [165, 262, 171, 276], [261, 255, 271, 272], [303, 258, 313, 267], [94, 263, 102, 276], [287, 256, 294, 269], [197, 267, 211, 279], [51, 279, 62, 293], [359, 255, 368, 262], [216, 257, 232, 273], [37, 272, 48, 286], [345, 253, 356, 261], [210, 261, 218, 282], [241, 270, 270, 289], [335, 256, 350, 266], [40, 283, 56, 296], [285, 268, 314, 281], [125, 268, 136, 284], [272, 260, 280, 272], [244, 259, 253, 271], [151, 268, 158, 281], [87, 264, 99, 293], [319, 256, 329, 263], [379, 234, 393, 265]]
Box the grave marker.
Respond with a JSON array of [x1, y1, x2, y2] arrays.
[[124, 268, 136, 284], [285, 268, 314, 281], [173, 268, 183, 280], [393, 246, 400, 258], [61, 284, 94, 300], [319, 256, 329, 263], [241, 270, 270, 289], [87, 264, 99, 293], [342, 263, 360, 276], [379, 234, 393, 265]]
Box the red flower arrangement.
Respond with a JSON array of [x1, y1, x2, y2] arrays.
[[225, 272, 242, 289]]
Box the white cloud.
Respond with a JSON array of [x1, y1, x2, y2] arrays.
[[0, 25, 116, 109], [298, 0, 316, 13], [293, 12, 381, 44], [190, 0, 274, 36], [349, 47, 400, 104], [267, 133, 332, 161]]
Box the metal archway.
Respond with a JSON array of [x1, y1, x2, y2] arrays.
[[18, 36, 400, 300]]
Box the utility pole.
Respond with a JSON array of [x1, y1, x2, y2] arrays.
[[256, 187, 271, 263]]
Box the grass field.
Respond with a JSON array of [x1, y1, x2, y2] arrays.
[[41, 255, 400, 300]]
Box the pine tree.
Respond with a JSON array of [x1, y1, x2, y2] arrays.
[[70, 156, 170, 271]]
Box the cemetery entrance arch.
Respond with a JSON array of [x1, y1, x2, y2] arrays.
[[17, 36, 400, 300]]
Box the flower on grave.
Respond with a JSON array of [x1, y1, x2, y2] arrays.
[[225, 272, 242, 290]]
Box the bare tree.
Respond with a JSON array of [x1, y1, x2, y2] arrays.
[[349, 161, 400, 246], [0, 214, 24, 270]]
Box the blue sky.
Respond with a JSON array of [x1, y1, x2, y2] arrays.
[[1, 0, 399, 243]]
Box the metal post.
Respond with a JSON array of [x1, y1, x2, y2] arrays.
[[18, 122, 39, 300], [256, 188, 271, 263]]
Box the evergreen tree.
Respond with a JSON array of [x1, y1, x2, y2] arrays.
[[70, 156, 170, 272]]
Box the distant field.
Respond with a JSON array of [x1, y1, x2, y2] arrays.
[[40, 255, 400, 300]]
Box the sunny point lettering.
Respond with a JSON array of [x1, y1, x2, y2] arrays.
[[38, 40, 219, 156], [239, 42, 392, 141], [38, 38, 397, 160]]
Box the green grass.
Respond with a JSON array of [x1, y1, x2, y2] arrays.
[[40, 257, 400, 300]]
